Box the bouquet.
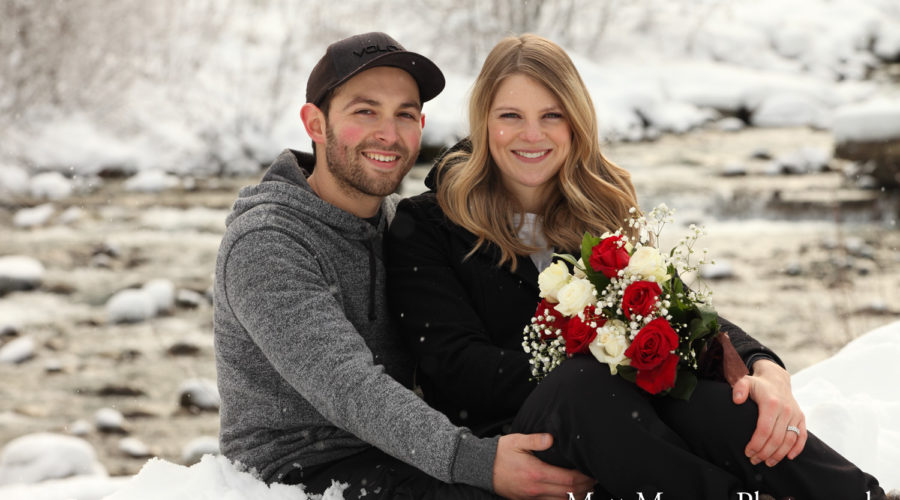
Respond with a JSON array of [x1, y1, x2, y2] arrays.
[[522, 204, 744, 400]]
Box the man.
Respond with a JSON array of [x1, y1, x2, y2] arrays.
[[213, 32, 594, 499]]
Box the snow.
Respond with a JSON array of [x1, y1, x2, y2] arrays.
[[0, 433, 107, 486], [0, 322, 896, 499], [0, 336, 36, 364], [0, 256, 45, 293], [4, 0, 899, 178], [105, 289, 157, 324], [13, 203, 55, 228], [833, 98, 900, 143]]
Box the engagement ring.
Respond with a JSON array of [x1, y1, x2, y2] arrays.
[[786, 425, 801, 436]]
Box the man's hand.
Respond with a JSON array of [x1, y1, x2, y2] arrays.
[[732, 359, 807, 467], [493, 433, 595, 500]]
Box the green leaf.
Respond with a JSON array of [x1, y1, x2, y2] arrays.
[[617, 365, 637, 383], [579, 232, 610, 290]]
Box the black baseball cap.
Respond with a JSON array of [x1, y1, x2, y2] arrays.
[[306, 32, 445, 108]]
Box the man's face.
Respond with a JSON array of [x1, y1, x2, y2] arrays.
[[323, 66, 423, 199]]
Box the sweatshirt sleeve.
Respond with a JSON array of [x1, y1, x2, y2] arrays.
[[221, 228, 497, 489]]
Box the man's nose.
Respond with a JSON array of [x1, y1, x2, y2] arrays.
[[374, 118, 399, 145]]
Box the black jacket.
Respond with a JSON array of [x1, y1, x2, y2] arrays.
[[386, 168, 783, 437]]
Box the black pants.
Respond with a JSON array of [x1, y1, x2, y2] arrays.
[[513, 355, 886, 500], [282, 447, 500, 500]]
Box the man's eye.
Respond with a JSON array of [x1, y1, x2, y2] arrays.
[[355, 109, 374, 115]]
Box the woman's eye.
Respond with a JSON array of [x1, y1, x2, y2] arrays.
[[544, 112, 564, 119], [499, 112, 520, 119]]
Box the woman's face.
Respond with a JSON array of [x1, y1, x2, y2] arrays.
[[488, 73, 571, 212]]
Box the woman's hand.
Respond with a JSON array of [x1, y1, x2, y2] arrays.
[[732, 359, 808, 467]]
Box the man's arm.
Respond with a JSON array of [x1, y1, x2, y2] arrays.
[[223, 230, 494, 487]]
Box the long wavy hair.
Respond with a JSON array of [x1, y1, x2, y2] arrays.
[[436, 34, 640, 270]]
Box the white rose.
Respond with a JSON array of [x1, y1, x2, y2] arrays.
[[554, 278, 595, 316], [625, 246, 669, 283], [538, 261, 571, 303], [589, 320, 631, 374]]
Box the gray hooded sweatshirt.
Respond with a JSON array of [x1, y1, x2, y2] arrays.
[[214, 149, 497, 488]]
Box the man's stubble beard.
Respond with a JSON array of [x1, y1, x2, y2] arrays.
[[324, 125, 416, 199]]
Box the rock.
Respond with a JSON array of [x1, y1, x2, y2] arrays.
[[699, 261, 736, 280], [175, 288, 206, 308], [773, 147, 831, 175], [118, 437, 152, 458], [106, 289, 156, 324], [178, 378, 220, 413], [96, 384, 146, 397], [716, 117, 745, 132], [143, 279, 175, 314], [68, 419, 92, 436], [0, 433, 107, 485], [0, 336, 36, 364], [751, 93, 830, 129], [0, 164, 29, 198], [124, 169, 180, 193], [719, 163, 748, 177], [13, 203, 55, 228], [43, 358, 63, 373], [833, 98, 900, 189], [58, 206, 85, 225], [0, 256, 45, 295], [750, 148, 773, 160], [181, 436, 220, 464], [94, 408, 127, 434], [29, 172, 73, 200], [167, 341, 201, 357]]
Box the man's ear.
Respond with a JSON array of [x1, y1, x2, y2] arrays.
[[300, 103, 327, 146], [420, 113, 426, 129]]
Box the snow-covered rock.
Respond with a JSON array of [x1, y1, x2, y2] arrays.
[[833, 98, 900, 189], [13, 204, 55, 228], [94, 408, 126, 434], [142, 279, 175, 315], [0, 256, 45, 294], [0, 336, 36, 364], [29, 172, 73, 200], [118, 438, 151, 459], [0, 433, 107, 485], [178, 378, 220, 412], [700, 261, 736, 280], [124, 169, 180, 193], [181, 436, 220, 465], [105, 289, 157, 324], [0, 164, 29, 198], [58, 206, 85, 225]]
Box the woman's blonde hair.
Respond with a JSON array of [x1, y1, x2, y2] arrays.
[[436, 34, 640, 270]]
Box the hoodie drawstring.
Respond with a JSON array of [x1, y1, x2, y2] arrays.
[[365, 239, 377, 321]]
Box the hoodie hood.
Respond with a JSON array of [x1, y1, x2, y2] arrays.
[[226, 149, 396, 240]]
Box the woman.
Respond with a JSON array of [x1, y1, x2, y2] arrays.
[[386, 34, 888, 499]]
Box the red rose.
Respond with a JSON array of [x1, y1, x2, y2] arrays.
[[622, 281, 662, 320], [625, 317, 680, 394], [625, 318, 679, 370], [533, 299, 568, 340], [563, 307, 605, 355], [634, 351, 679, 394], [589, 236, 630, 278]]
